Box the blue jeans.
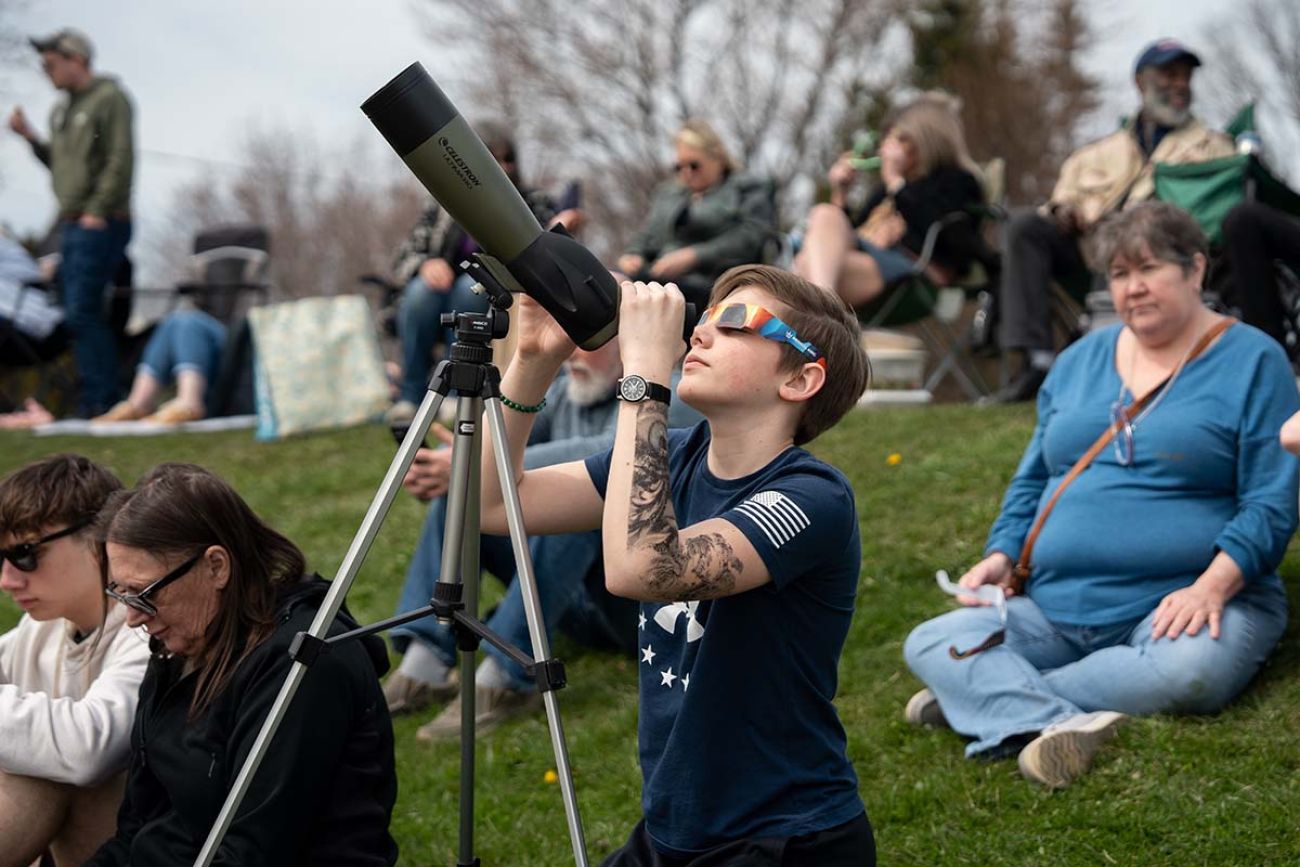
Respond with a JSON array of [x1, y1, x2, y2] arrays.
[[390, 495, 618, 690], [61, 218, 131, 415], [138, 310, 227, 410], [397, 273, 486, 405], [903, 579, 1288, 757]]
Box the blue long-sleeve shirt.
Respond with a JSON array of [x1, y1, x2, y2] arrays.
[[986, 322, 1299, 626]]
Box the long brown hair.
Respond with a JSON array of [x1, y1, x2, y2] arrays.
[[97, 463, 306, 718], [886, 92, 981, 181]]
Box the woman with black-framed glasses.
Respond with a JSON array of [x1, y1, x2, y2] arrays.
[[0, 453, 149, 866], [85, 462, 398, 867], [903, 202, 1299, 790]]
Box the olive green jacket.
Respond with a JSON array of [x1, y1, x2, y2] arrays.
[[31, 75, 135, 218], [625, 171, 777, 279]]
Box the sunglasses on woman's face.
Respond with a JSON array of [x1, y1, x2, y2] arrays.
[[674, 160, 703, 174], [104, 552, 204, 617], [0, 519, 92, 573], [698, 303, 828, 368]]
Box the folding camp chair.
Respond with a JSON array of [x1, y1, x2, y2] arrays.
[[859, 159, 1005, 401], [122, 225, 273, 417]]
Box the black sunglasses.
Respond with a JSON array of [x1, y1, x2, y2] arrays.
[[105, 552, 204, 617], [674, 160, 702, 173], [0, 519, 92, 572]]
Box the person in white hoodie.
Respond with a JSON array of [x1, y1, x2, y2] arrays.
[[0, 454, 149, 867]]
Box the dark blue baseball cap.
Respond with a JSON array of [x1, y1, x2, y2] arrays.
[[1134, 39, 1201, 74]]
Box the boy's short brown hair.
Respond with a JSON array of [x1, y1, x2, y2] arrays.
[[708, 265, 870, 444], [0, 454, 122, 540]]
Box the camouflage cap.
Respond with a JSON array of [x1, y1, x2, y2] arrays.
[[29, 28, 94, 62]]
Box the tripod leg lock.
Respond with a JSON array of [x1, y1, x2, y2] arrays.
[[288, 632, 331, 666], [531, 658, 567, 693]]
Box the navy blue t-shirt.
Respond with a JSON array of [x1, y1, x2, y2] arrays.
[[585, 421, 864, 855]]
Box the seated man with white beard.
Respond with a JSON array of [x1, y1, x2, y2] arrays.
[[993, 38, 1236, 402], [384, 333, 702, 739]]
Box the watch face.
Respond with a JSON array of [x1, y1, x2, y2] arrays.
[[620, 376, 648, 401]]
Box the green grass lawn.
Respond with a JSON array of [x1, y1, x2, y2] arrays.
[[2, 406, 1298, 866]]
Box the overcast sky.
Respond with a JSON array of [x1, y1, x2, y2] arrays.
[[0, 0, 1267, 282]]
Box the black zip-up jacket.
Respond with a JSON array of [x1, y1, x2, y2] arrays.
[[853, 165, 987, 275], [85, 576, 398, 866]]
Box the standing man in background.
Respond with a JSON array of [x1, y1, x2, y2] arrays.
[[8, 28, 134, 418]]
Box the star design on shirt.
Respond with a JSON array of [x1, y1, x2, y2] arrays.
[[660, 667, 677, 688], [641, 644, 656, 665], [638, 612, 647, 630], [682, 673, 690, 692]]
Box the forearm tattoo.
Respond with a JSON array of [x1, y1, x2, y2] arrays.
[[628, 404, 742, 599]]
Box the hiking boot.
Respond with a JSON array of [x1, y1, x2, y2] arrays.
[[415, 684, 542, 742], [383, 669, 459, 716], [903, 688, 949, 728], [1017, 711, 1127, 789]]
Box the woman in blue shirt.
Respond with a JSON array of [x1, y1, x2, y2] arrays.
[[903, 201, 1299, 788]]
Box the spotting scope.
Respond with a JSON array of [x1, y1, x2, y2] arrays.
[[362, 63, 622, 349]]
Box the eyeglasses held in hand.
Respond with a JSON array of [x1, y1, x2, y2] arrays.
[[935, 569, 1008, 659], [104, 552, 204, 617], [0, 519, 92, 573], [699, 303, 828, 368]]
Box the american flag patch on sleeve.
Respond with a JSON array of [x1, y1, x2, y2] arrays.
[[734, 491, 810, 548]]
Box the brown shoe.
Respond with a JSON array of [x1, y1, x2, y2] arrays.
[[383, 669, 459, 716], [92, 400, 148, 423], [415, 684, 542, 742]]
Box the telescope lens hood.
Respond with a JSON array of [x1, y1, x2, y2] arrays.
[[361, 63, 457, 157]]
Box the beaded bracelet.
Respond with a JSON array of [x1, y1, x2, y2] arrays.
[[500, 393, 547, 414]]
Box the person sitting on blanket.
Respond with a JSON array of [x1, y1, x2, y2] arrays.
[[903, 201, 1299, 788], [91, 308, 225, 424]]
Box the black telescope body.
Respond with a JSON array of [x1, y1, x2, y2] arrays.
[[362, 63, 620, 350]]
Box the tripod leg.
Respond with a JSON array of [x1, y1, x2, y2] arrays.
[[193, 385, 449, 866], [483, 398, 589, 867]]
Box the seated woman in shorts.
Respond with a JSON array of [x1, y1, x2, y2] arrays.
[[795, 93, 985, 308]]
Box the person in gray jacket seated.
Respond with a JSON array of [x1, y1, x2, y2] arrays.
[[617, 119, 777, 310]]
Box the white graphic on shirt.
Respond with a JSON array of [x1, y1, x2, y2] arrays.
[[638, 612, 647, 630], [641, 645, 656, 665], [734, 490, 810, 548], [660, 667, 677, 688], [682, 673, 690, 692], [653, 600, 704, 642]]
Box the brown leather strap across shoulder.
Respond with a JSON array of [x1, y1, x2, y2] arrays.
[[1009, 317, 1234, 593]]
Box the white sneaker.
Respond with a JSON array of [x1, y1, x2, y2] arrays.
[[903, 688, 949, 728], [1017, 711, 1127, 788]]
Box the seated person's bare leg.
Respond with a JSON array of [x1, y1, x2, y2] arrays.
[[0, 770, 71, 867], [171, 368, 208, 417], [795, 203, 856, 293], [122, 369, 165, 415], [48, 772, 126, 866], [831, 251, 886, 308]]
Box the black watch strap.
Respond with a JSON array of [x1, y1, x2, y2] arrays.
[[617, 375, 672, 405]]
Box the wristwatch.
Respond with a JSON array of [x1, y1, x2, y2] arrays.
[[617, 375, 671, 405]]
